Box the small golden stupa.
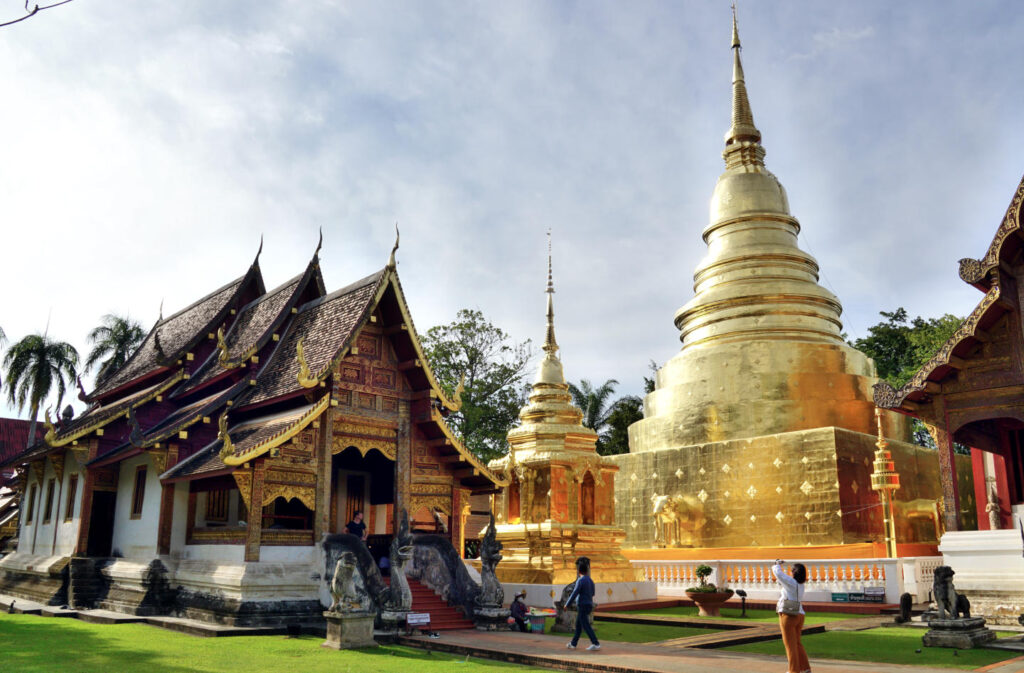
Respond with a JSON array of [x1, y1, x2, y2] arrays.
[[488, 242, 647, 593]]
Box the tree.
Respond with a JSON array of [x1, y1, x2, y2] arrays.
[[854, 308, 965, 452], [0, 0, 76, 29], [601, 395, 643, 456], [421, 309, 532, 462], [852, 308, 962, 388], [85, 314, 145, 384], [3, 333, 79, 447], [568, 379, 619, 434]]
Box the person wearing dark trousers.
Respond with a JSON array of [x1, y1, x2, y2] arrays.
[[564, 556, 600, 651], [773, 560, 810, 673], [510, 591, 529, 632]]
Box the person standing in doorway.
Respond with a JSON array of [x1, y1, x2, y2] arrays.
[[773, 559, 810, 673], [564, 556, 600, 651], [346, 510, 368, 541]]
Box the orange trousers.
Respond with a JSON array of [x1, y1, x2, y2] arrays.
[[779, 613, 809, 673]]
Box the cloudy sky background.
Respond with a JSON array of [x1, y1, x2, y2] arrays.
[[1, 1, 1022, 420]]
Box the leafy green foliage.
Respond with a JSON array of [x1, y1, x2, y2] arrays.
[[86, 314, 145, 383], [601, 395, 643, 456], [852, 308, 962, 388], [3, 333, 79, 418], [421, 309, 531, 462]]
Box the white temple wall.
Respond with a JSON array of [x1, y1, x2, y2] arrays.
[[168, 481, 189, 558], [50, 452, 84, 556], [16, 469, 43, 555], [110, 455, 160, 559]]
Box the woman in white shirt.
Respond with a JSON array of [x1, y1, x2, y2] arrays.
[[773, 560, 810, 673]]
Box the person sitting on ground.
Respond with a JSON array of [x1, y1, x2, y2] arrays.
[[345, 511, 368, 541], [565, 556, 600, 651], [510, 591, 529, 632]]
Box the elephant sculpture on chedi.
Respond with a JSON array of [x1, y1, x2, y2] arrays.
[[651, 493, 707, 547]]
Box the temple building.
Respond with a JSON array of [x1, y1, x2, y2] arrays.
[[0, 237, 505, 625], [609, 13, 973, 552], [875, 174, 1024, 623], [486, 249, 651, 606]]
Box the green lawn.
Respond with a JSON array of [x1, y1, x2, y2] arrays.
[[537, 617, 718, 643], [0, 614, 544, 673], [623, 606, 872, 625], [723, 627, 1021, 671]]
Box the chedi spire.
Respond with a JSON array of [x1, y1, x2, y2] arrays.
[[724, 5, 766, 170]]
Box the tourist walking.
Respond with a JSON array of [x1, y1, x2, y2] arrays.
[[510, 590, 529, 632], [565, 556, 600, 651], [773, 559, 810, 673]]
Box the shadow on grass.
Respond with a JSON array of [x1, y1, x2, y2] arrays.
[[0, 615, 200, 673]]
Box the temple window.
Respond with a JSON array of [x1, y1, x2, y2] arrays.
[[130, 466, 147, 519], [64, 474, 78, 521], [188, 479, 248, 542], [581, 472, 596, 525], [205, 489, 229, 523], [25, 484, 37, 524], [43, 478, 56, 524], [264, 497, 312, 530]]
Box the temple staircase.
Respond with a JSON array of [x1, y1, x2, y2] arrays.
[[384, 576, 476, 631]]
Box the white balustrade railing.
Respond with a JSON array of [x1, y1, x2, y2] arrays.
[[632, 557, 940, 604]]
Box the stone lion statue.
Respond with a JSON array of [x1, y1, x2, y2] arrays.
[[328, 551, 366, 613], [932, 565, 960, 620]]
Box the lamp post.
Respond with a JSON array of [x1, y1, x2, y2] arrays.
[[871, 407, 901, 558]]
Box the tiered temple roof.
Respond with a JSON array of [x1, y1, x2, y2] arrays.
[[2, 239, 502, 493]]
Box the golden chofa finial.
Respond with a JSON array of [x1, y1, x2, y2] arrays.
[[387, 222, 400, 270], [296, 338, 319, 388], [216, 328, 234, 368], [217, 411, 235, 459], [43, 407, 57, 446], [451, 372, 466, 412]]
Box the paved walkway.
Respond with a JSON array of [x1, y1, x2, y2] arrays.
[[400, 630, 1024, 673]]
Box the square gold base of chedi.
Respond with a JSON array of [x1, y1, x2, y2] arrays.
[[492, 522, 648, 585], [607, 426, 976, 550]]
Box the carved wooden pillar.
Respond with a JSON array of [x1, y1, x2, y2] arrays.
[[245, 459, 267, 562], [926, 412, 961, 533], [394, 415, 411, 533], [314, 406, 333, 541], [157, 444, 180, 556], [74, 439, 101, 556]]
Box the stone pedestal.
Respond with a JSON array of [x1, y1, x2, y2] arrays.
[[322, 611, 377, 650], [922, 617, 997, 649], [473, 605, 508, 631], [377, 609, 410, 635]]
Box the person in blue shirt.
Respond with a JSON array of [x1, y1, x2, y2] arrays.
[[564, 556, 600, 651]]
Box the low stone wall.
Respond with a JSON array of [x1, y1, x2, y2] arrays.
[[0, 554, 68, 606]]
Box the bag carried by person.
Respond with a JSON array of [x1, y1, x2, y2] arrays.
[[779, 598, 801, 616]]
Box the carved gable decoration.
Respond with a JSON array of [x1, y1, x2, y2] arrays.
[[332, 420, 397, 460]]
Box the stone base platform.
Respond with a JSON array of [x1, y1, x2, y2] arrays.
[[923, 617, 997, 649], [501, 580, 657, 609], [322, 611, 376, 649]]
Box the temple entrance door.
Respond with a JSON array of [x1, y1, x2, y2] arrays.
[[331, 447, 394, 538], [345, 474, 366, 528], [581, 473, 596, 525], [86, 491, 116, 557]]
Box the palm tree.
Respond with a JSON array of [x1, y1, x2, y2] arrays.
[[85, 314, 145, 384], [3, 334, 79, 447], [568, 378, 619, 434]]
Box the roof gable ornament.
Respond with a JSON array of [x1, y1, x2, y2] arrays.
[[450, 372, 466, 413], [315, 227, 323, 261], [387, 222, 400, 270], [43, 408, 57, 446], [76, 375, 89, 402], [128, 406, 145, 446], [217, 411, 235, 459], [296, 338, 319, 388]]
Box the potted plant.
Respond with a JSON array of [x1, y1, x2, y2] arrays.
[[685, 564, 734, 617]]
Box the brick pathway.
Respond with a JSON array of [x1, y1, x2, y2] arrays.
[[400, 629, 1024, 673]]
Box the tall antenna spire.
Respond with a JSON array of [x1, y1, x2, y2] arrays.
[[544, 229, 558, 358], [724, 4, 765, 169]]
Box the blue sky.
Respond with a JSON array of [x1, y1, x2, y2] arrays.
[[1, 1, 1022, 419]]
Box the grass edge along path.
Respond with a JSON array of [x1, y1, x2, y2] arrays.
[[623, 605, 873, 625], [0, 613, 546, 673], [722, 626, 1021, 671]]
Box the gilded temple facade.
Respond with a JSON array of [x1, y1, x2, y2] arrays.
[[610, 13, 973, 551], [0, 238, 504, 625], [487, 252, 650, 604]]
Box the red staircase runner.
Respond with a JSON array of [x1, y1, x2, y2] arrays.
[[383, 577, 476, 631]]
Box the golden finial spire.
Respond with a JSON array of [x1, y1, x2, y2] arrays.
[[724, 4, 765, 168], [544, 229, 558, 358]]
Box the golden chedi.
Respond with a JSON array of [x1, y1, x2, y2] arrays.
[[488, 248, 650, 603], [609, 12, 970, 552]]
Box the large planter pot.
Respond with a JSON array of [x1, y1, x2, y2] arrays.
[[685, 589, 734, 617]]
